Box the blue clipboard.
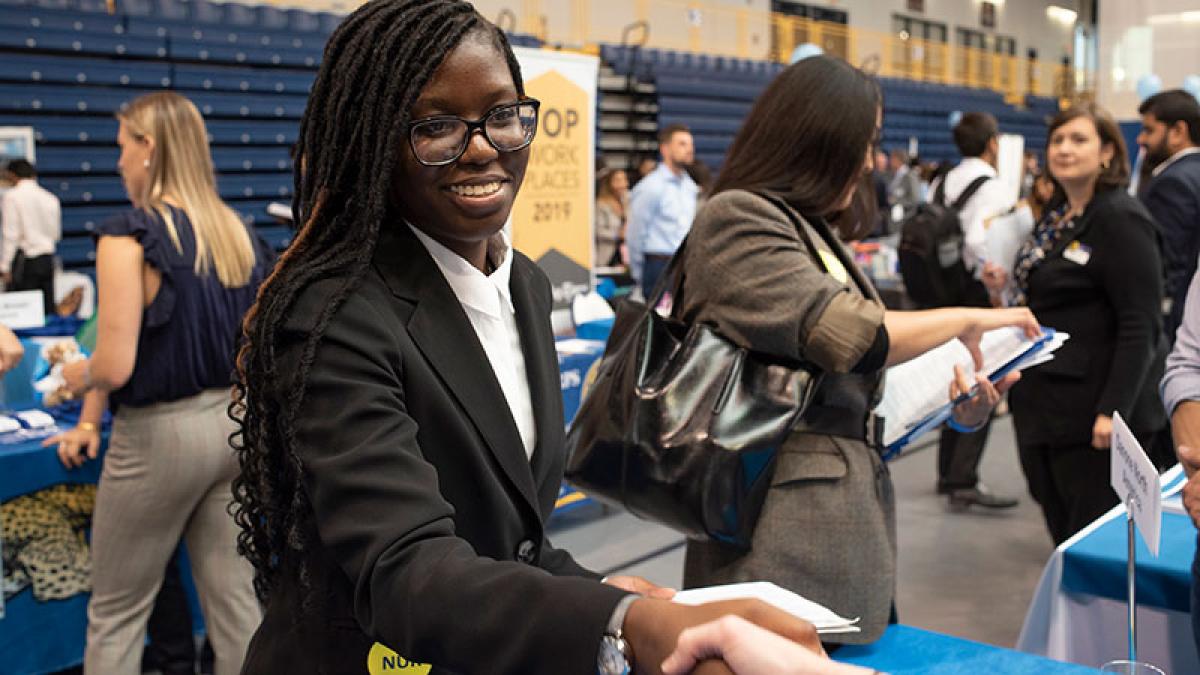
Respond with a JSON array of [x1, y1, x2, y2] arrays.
[[881, 328, 1057, 461]]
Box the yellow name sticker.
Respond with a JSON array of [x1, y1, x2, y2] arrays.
[[368, 643, 431, 675], [818, 249, 849, 285]]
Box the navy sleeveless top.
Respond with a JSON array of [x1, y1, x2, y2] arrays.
[[96, 206, 272, 409]]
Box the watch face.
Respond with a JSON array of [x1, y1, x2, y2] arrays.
[[597, 636, 631, 675]]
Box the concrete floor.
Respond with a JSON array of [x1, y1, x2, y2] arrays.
[[548, 413, 1056, 648]]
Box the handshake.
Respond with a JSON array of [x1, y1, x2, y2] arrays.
[[604, 576, 876, 675]]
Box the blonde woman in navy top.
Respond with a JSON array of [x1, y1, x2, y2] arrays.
[[46, 91, 268, 674]]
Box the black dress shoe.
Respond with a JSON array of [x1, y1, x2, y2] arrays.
[[948, 484, 1018, 510]]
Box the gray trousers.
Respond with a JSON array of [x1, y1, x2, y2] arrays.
[[85, 389, 261, 674]]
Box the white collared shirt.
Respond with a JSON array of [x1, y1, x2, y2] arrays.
[[0, 178, 61, 273], [407, 223, 537, 460], [931, 157, 1015, 274], [1152, 146, 1200, 178]]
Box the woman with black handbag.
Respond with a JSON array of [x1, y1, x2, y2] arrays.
[[672, 55, 1040, 644]]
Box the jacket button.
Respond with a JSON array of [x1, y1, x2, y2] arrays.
[[516, 539, 537, 564]]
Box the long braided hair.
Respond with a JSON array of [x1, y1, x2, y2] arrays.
[[229, 0, 526, 601]]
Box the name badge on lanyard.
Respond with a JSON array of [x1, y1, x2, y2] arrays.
[[1063, 241, 1091, 266]]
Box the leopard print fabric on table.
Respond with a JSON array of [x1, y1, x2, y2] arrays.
[[2, 483, 96, 602]]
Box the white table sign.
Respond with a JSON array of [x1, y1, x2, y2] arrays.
[[1110, 412, 1162, 556], [0, 290, 44, 329]]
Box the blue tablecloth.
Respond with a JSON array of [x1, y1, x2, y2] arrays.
[[837, 624, 1100, 673], [556, 338, 607, 426], [1017, 469, 1198, 671], [1, 437, 103, 675], [552, 338, 607, 519], [1061, 511, 1195, 613]]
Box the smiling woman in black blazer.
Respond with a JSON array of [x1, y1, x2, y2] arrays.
[[227, 2, 820, 674], [984, 103, 1170, 545]]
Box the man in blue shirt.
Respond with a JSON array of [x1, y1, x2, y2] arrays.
[[626, 124, 697, 298]]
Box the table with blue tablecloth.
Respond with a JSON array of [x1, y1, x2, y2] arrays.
[[837, 624, 1101, 673], [1018, 465, 1199, 672], [0, 326, 109, 674], [1, 435, 102, 674]]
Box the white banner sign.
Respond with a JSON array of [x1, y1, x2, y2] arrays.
[[1110, 411, 1162, 556]]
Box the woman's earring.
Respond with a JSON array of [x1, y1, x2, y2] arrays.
[[1101, 159, 1110, 169], [143, 159, 150, 168]]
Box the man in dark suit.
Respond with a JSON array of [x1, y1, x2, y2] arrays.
[[1138, 89, 1200, 343]]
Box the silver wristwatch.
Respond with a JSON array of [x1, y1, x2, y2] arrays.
[[597, 594, 638, 675], [597, 632, 634, 675]]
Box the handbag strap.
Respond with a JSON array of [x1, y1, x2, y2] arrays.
[[751, 191, 830, 275], [643, 191, 832, 311]]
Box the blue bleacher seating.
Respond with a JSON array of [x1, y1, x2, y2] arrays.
[[0, 114, 117, 143], [256, 5, 288, 31], [57, 236, 96, 266], [287, 8, 319, 33], [0, 0, 327, 261], [49, 175, 129, 204], [76, 0, 111, 13], [317, 11, 340, 34], [0, 82, 144, 114], [115, 0, 152, 16], [36, 145, 117, 174], [125, 17, 327, 50], [61, 204, 118, 234], [36, 146, 291, 174], [49, 173, 292, 205], [254, 225, 294, 251], [154, 0, 187, 20], [598, 43, 1051, 168], [168, 39, 320, 68], [1, 53, 170, 88], [221, 0, 255, 26], [190, 0, 223, 24], [0, 5, 124, 35], [0, 24, 166, 57], [204, 118, 298, 145], [188, 90, 307, 118], [172, 62, 313, 95]]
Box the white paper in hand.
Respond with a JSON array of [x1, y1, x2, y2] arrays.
[[1110, 412, 1162, 556], [673, 582, 860, 634]]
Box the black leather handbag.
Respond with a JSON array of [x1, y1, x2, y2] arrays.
[[564, 194, 825, 549]]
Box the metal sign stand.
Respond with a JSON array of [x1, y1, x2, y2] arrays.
[[1125, 497, 1138, 664]]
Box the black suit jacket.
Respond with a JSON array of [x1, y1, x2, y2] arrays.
[[241, 225, 626, 675], [1142, 152, 1200, 339], [1009, 189, 1168, 447]]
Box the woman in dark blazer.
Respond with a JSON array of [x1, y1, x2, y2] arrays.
[[229, 2, 820, 674], [674, 55, 1039, 645], [983, 103, 1170, 545]]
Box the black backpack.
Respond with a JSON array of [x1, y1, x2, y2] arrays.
[[897, 175, 990, 308]]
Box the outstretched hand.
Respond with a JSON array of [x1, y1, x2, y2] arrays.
[[957, 307, 1040, 370]]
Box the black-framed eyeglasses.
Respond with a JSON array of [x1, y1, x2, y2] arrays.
[[407, 99, 541, 167]]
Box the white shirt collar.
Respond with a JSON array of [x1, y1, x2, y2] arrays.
[[406, 222, 514, 318], [1152, 146, 1200, 177], [959, 156, 999, 178]]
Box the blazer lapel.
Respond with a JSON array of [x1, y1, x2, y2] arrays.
[[508, 257, 563, 493], [373, 226, 541, 516]]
